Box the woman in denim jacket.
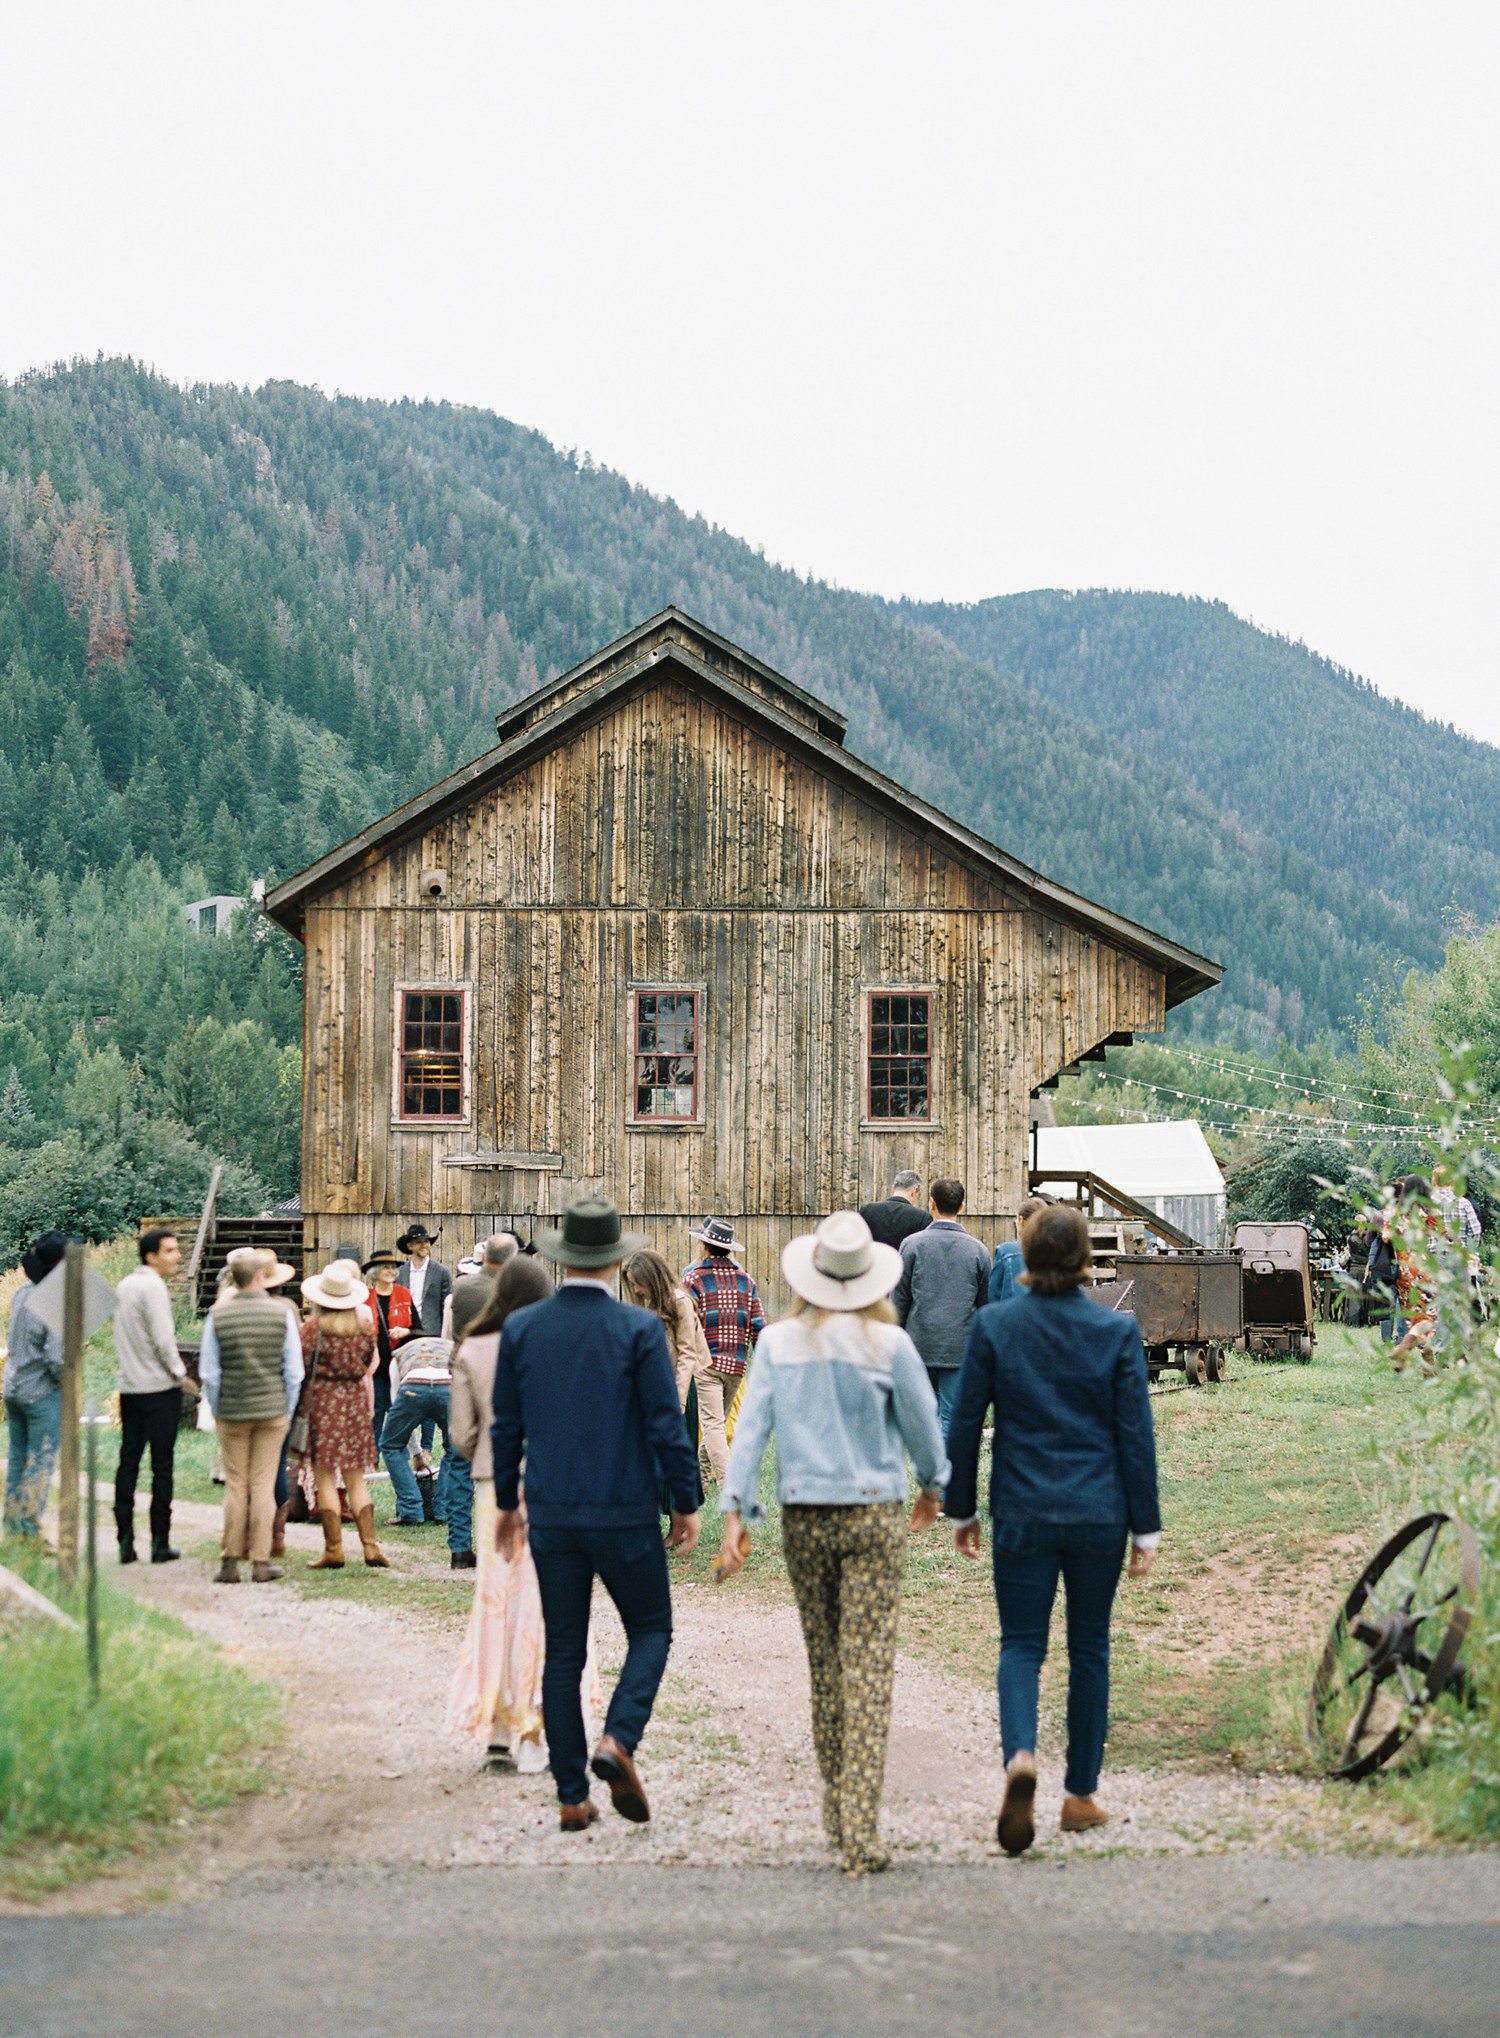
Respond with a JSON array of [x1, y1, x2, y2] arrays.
[[716, 1211, 948, 1876]]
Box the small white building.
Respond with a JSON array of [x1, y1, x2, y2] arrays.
[[1035, 1119, 1226, 1246]]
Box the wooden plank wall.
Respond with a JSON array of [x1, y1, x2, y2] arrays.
[[300, 672, 1169, 1284]]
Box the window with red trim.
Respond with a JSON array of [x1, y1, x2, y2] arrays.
[[866, 991, 932, 1121], [632, 990, 699, 1122], [397, 989, 466, 1120]]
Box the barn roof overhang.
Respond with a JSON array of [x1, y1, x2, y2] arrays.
[[263, 614, 1222, 1011]]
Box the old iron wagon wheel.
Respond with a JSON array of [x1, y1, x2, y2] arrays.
[[1308, 1512, 1479, 1780], [1182, 1348, 1208, 1387], [1205, 1345, 1228, 1383]]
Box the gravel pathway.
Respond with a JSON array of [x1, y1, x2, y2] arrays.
[[79, 1490, 1343, 1901]]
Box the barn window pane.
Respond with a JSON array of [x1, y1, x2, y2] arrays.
[[631, 989, 699, 1122], [867, 992, 932, 1122], [398, 989, 466, 1119]]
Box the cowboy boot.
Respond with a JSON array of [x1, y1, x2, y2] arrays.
[[270, 1502, 289, 1559], [308, 1507, 345, 1569], [355, 1503, 390, 1568]]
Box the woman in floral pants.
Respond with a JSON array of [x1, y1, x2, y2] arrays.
[[716, 1212, 949, 1875]]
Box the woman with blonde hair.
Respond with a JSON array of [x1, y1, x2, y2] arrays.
[[622, 1248, 714, 1494], [716, 1212, 949, 1876], [296, 1259, 389, 1571], [446, 1255, 601, 1772]]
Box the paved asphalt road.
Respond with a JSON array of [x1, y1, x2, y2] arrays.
[[6, 1854, 1499, 2035]]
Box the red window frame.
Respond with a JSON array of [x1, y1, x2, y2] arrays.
[[630, 988, 700, 1125], [394, 986, 469, 1124], [865, 990, 934, 1124]]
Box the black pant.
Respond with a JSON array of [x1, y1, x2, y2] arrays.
[[115, 1386, 182, 1550]]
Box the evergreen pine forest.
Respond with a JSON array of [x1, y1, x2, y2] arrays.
[[1, 357, 1496, 1252]]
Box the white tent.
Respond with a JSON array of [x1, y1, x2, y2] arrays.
[[1034, 1119, 1226, 1246]]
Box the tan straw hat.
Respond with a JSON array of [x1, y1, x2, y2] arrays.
[[301, 1260, 370, 1310], [782, 1211, 903, 1312]]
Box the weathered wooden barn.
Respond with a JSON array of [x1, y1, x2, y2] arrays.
[[264, 609, 1221, 1293]]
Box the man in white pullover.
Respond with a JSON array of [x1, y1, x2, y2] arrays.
[[113, 1227, 188, 1563]]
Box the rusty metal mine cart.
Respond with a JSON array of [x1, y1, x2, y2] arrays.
[[1234, 1219, 1316, 1362], [1096, 1250, 1244, 1386]]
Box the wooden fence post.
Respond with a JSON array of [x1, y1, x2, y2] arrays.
[[55, 1240, 86, 1590]]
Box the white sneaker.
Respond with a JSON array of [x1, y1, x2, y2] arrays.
[[516, 1738, 549, 1775]]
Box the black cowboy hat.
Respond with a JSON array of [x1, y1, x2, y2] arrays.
[[21, 1230, 68, 1285], [536, 1198, 646, 1269], [362, 1249, 403, 1273], [396, 1224, 440, 1254], [689, 1215, 744, 1256]]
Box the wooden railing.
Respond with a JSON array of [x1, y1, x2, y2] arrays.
[[1029, 1166, 1198, 1251], [184, 1162, 223, 1307]]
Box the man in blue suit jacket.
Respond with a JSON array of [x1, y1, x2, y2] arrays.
[[492, 1198, 701, 1832], [945, 1205, 1161, 1855]]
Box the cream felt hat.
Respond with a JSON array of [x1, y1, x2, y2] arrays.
[[782, 1211, 903, 1313], [301, 1260, 370, 1310]]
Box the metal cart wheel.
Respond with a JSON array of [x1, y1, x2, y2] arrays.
[[1205, 1345, 1228, 1383], [1182, 1348, 1208, 1387], [1308, 1513, 1479, 1779]]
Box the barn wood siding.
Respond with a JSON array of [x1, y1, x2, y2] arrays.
[[299, 674, 1167, 1285]]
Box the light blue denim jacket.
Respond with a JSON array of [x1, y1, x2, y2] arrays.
[[721, 1315, 950, 1520]]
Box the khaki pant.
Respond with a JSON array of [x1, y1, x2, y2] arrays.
[[685, 1367, 740, 1486], [217, 1416, 290, 1563]]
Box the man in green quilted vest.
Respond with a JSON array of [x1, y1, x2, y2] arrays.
[[199, 1248, 305, 1583]]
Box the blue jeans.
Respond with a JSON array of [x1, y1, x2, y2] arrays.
[[926, 1367, 961, 1434], [4, 1389, 62, 1537], [380, 1383, 473, 1552], [529, 1522, 674, 1806], [992, 1520, 1128, 1799], [371, 1374, 391, 1462]]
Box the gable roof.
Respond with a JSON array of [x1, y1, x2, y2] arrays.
[[263, 608, 1222, 1010]]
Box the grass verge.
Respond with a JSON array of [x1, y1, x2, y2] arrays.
[[0, 1541, 282, 1900]]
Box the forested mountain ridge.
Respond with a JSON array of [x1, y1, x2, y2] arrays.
[[1, 357, 1495, 1172], [901, 588, 1498, 971]]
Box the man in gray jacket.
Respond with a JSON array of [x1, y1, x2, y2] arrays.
[[892, 1178, 991, 1432], [113, 1227, 189, 1563]]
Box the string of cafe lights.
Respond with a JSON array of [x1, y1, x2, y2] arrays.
[[1076, 1067, 1500, 1138], [1156, 1045, 1450, 1112]]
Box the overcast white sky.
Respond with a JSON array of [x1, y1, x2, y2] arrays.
[[3, 3, 1496, 743]]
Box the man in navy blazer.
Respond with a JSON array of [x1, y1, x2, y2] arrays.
[[944, 1205, 1161, 1854], [492, 1197, 701, 1832]]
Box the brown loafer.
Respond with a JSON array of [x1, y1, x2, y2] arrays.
[[590, 1734, 651, 1823], [997, 1754, 1037, 1856], [1060, 1794, 1109, 1833], [559, 1799, 600, 1833]]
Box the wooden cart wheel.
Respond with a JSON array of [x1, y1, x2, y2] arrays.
[[1308, 1513, 1479, 1780], [1183, 1349, 1207, 1387]]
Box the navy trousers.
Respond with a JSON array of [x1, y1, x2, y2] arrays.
[[991, 1520, 1128, 1799], [528, 1522, 674, 1806]]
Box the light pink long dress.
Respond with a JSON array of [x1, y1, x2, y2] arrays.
[[445, 1518, 603, 1749]]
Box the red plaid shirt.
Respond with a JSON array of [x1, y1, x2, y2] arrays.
[[682, 1255, 765, 1376]]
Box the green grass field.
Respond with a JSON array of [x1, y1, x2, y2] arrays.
[[0, 1544, 281, 1900]]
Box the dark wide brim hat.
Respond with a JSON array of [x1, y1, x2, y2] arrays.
[[396, 1225, 437, 1254], [689, 1216, 744, 1256], [362, 1250, 403, 1273], [536, 1197, 647, 1269]]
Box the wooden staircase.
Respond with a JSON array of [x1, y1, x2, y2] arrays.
[[199, 1215, 306, 1311], [1031, 1166, 1198, 1281], [155, 1165, 307, 1313]]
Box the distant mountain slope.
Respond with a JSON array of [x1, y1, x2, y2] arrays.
[[899, 588, 1498, 956], [2, 359, 1494, 1053]]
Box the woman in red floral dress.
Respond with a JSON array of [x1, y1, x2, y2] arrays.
[[297, 1260, 389, 1570]]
